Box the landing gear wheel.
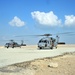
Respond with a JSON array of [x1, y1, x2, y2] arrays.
[[39, 47, 42, 49], [50, 47, 53, 49], [7, 46, 9, 48]]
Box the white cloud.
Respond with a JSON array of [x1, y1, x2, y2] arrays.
[[31, 11, 61, 26], [65, 15, 75, 26], [9, 16, 25, 27]]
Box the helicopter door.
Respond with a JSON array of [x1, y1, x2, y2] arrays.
[[46, 40, 50, 48], [43, 40, 47, 47]]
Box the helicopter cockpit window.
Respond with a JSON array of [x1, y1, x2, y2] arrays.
[[39, 40, 42, 43], [39, 40, 47, 43], [43, 40, 47, 43]]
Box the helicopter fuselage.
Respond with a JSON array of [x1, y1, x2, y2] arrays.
[[38, 37, 57, 49]]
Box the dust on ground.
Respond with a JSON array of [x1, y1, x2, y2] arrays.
[[0, 52, 75, 75]]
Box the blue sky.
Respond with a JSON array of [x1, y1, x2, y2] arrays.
[[0, 0, 75, 45]]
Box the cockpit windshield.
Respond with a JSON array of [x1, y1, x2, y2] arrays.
[[39, 40, 47, 43]]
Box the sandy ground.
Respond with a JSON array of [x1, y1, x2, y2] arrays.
[[0, 48, 75, 75]]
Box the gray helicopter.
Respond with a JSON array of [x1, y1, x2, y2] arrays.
[[37, 34, 58, 49], [5, 40, 27, 48], [5, 40, 21, 48], [37, 32, 73, 49]]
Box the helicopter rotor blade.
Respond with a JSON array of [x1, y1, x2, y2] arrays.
[[55, 32, 74, 35], [15, 34, 52, 37], [35, 34, 52, 36]]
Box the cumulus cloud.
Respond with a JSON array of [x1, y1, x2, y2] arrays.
[[9, 16, 25, 27], [31, 11, 61, 26], [65, 15, 75, 26]]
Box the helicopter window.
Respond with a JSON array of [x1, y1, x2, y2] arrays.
[[39, 40, 47, 43], [43, 40, 47, 43], [39, 40, 42, 43]]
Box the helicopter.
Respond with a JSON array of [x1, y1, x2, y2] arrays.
[[4, 40, 21, 48], [37, 34, 58, 49], [4, 40, 26, 48], [36, 32, 74, 49]]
